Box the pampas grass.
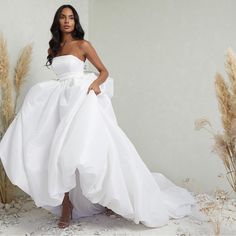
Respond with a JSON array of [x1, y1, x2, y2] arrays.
[[215, 73, 234, 136], [0, 32, 14, 132], [195, 48, 236, 194], [13, 44, 33, 112], [0, 32, 33, 204]]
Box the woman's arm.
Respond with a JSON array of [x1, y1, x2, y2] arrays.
[[80, 40, 109, 86]]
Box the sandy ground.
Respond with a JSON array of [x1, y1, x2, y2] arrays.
[[0, 192, 236, 236]]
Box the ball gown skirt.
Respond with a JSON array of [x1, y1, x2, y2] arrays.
[[0, 54, 196, 228]]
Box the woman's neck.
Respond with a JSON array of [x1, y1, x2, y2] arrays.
[[61, 33, 74, 44]]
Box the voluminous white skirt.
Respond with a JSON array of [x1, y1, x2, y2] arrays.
[[0, 73, 196, 227]]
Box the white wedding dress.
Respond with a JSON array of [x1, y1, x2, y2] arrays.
[[0, 54, 196, 228]]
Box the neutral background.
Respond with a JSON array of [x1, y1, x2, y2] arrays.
[[1, 0, 236, 195]]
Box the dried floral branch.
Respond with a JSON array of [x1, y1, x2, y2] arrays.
[[197, 190, 234, 236]]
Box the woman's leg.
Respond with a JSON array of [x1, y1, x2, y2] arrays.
[[58, 192, 73, 228]]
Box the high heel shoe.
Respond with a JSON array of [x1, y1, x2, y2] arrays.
[[58, 200, 73, 229], [104, 206, 115, 216]]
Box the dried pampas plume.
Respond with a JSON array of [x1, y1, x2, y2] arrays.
[[195, 47, 236, 194], [0, 32, 9, 85], [14, 43, 33, 112], [212, 134, 231, 169], [225, 48, 236, 84], [194, 117, 215, 136], [0, 32, 14, 131], [195, 117, 212, 130], [0, 32, 33, 204], [215, 72, 233, 137], [226, 48, 236, 118]]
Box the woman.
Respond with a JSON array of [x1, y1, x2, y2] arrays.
[[0, 4, 197, 229]]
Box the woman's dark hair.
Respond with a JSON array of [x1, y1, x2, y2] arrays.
[[45, 5, 85, 67]]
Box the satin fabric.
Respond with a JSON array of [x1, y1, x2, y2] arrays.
[[0, 55, 196, 227]]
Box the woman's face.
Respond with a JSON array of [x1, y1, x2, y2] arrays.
[[59, 7, 75, 33]]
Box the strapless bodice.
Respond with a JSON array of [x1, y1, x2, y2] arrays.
[[51, 54, 85, 79], [50, 54, 114, 98]]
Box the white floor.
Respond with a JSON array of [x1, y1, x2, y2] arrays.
[[0, 192, 235, 236]]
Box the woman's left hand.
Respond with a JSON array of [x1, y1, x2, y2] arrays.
[[87, 81, 101, 95]]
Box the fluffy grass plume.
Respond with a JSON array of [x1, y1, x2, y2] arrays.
[[195, 48, 236, 194], [0, 32, 14, 131], [215, 73, 233, 137], [0, 33, 33, 203], [13, 43, 33, 112]]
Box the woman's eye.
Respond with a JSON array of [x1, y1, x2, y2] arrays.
[[59, 15, 74, 20]]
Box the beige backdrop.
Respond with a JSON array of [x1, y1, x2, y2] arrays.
[[89, 0, 236, 196]]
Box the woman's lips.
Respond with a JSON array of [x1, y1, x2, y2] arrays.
[[64, 26, 70, 29]]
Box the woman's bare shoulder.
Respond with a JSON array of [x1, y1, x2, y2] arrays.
[[76, 39, 93, 50]]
